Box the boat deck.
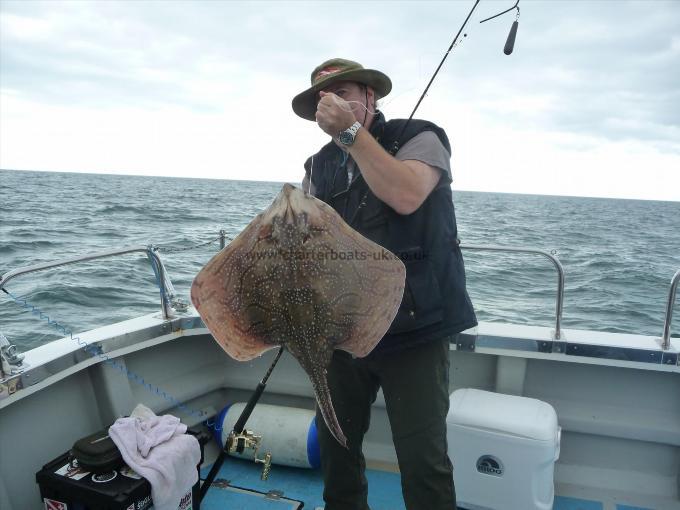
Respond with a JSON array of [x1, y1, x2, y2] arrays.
[[199, 456, 675, 510]]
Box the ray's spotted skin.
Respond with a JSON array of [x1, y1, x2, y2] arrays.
[[191, 184, 405, 447]]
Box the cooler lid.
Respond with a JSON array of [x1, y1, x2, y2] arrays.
[[448, 388, 558, 441]]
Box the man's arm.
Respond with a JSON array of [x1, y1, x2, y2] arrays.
[[316, 91, 441, 215], [347, 129, 441, 215]]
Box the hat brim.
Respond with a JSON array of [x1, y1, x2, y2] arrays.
[[292, 68, 392, 121]]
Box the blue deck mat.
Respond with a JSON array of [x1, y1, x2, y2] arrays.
[[553, 496, 603, 510], [201, 459, 653, 510], [202, 484, 304, 509], [200, 458, 407, 510]]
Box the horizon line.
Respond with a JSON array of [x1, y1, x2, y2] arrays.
[[2, 167, 678, 203]]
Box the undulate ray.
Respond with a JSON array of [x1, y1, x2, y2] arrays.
[[191, 183, 405, 447]]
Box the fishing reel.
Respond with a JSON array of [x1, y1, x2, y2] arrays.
[[226, 429, 273, 480]]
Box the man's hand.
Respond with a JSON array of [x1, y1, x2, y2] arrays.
[[315, 91, 356, 137]]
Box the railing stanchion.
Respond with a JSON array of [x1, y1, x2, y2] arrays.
[[661, 269, 680, 350], [0, 246, 175, 321], [460, 244, 565, 340]]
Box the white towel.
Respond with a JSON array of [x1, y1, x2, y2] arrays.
[[109, 406, 201, 510]]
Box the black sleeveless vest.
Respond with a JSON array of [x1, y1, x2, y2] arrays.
[[305, 112, 477, 352]]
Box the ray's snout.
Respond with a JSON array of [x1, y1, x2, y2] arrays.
[[280, 183, 306, 208], [274, 183, 301, 207], [282, 182, 297, 196], [270, 184, 311, 224]]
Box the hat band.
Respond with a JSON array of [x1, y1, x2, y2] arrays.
[[314, 66, 344, 83]]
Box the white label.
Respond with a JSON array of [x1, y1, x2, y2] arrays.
[[148, 489, 193, 510], [54, 462, 89, 481], [177, 490, 193, 510], [136, 495, 153, 510]]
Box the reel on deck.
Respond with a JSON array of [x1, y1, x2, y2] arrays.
[[226, 428, 273, 480]]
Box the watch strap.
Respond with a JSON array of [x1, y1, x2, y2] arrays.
[[346, 121, 361, 137], [339, 121, 361, 145]]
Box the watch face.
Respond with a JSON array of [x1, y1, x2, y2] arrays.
[[339, 130, 353, 145]]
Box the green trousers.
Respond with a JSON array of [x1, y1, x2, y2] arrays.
[[316, 336, 455, 510]]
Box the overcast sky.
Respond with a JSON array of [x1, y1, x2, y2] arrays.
[[1, 0, 678, 201]]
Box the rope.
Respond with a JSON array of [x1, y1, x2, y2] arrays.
[[0, 232, 236, 430], [2, 286, 222, 431]]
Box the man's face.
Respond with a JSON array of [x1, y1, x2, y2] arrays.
[[318, 81, 374, 125]]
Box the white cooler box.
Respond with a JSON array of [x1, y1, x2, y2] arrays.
[[447, 389, 560, 510]]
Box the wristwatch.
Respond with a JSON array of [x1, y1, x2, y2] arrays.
[[338, 121, 361, 146]]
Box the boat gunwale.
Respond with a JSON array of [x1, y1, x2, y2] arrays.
[[2, 310, 678, 410]]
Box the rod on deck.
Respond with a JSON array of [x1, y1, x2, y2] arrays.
[[199, 346, 285, 502]]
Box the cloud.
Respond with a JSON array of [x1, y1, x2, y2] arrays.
[[1, 0, 679, 200]]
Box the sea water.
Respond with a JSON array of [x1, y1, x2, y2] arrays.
[[1, 169, 678, 350]]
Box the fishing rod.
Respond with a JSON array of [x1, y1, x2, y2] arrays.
[[200, 345, 285, 502], [390, 0, 521, 155]]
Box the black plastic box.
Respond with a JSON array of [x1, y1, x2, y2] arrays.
[[36, 430, 210, 510]]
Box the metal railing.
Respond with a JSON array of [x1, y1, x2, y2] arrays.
[[460, 245, 679, 352], [1, 233, 675, 353], [0, 246, 173, 320], [460, 244, 565, 340], [661, 269, 680, 350]]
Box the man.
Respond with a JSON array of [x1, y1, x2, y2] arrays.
[[293, 58, 477, 510]]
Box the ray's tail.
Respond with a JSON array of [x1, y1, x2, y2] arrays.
[[287, 341, 348, 448], [308, 367, 348, 448]]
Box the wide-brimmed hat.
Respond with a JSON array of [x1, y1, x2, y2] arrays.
[[292, 58, 392, 121]]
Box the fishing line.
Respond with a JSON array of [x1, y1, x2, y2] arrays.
[[388, 0, 482, 154], [308, 96, 372, 195], [307, 155, 314, 194], [323, 29, 473, 120], [312, 0, 521, 183], [330, 96, 376, 116], [386, 0, 520, 153]]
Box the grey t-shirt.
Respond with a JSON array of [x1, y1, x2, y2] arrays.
[[345, 131, 451, 187], [394, 130, 452, 184], [302, 130, 452, 193]]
